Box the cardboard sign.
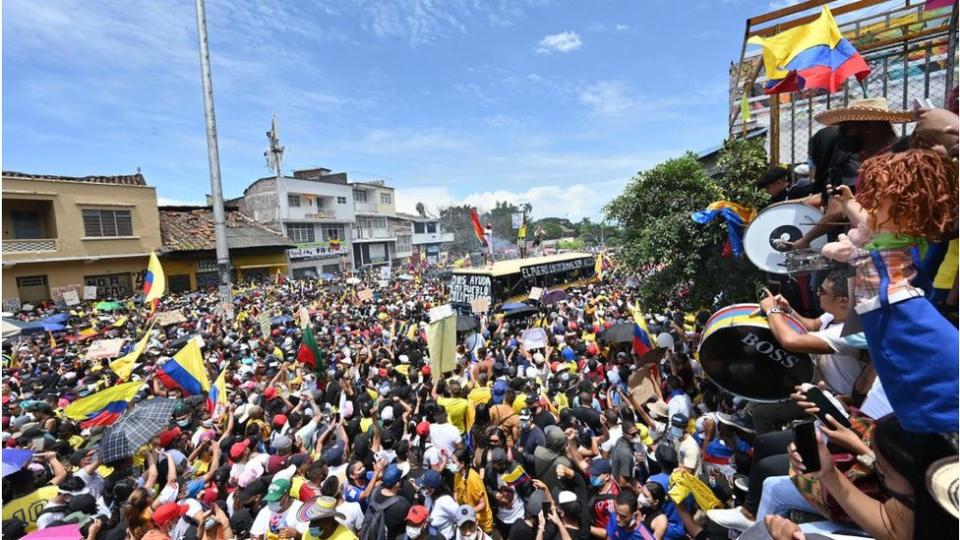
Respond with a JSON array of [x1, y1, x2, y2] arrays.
[[62, 290, 81, 306], [155, 310, 187, 327], [83, 286, 98, 300], [50, 284, 82, 302], [358, 289, 374, 302], [85, 338, 125, 360], [470, 297, 490, 315], [298, 306, 311, 328], [529, 287, 544, 301], [257, 314, 271, 337], [3, 298, 22, 312]]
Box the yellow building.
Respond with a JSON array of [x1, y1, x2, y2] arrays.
[[2, 171, 162, 307], [158, 206, 293, 291]]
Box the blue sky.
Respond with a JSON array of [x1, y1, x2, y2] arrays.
[[3, 0, 784, 220]]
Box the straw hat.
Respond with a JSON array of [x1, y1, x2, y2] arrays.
[[926, 456, 959, 519], [815, 98, 913, 125]]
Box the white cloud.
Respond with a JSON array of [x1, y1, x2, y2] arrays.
[[579, 79, 727, 120], [579, 81, 636, 117], [536, 31, 582, 54], [351, 128, 475, 154], [615, 24, 630, 31]]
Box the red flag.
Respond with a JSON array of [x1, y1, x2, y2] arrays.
[[296, 325, 322, 370], [469, 208, 487, 247]]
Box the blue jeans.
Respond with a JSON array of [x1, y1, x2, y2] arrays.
[[755, 475, 820, 521]]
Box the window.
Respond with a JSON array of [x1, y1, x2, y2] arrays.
[[324, 226, 342, 241], [414, 222, 426, 234], [286, 223, 315, 243], [380, 192, 392, 204], [353, 190, 367, 203], [82, 209, 133, 237], [197, 259, 218, 273], [16, 275, 47, 288], [426, 222, 437, 233], [337, 196, 347, 204], [11, 212, 42, 239], [397, 235, 412, 252], [84, 273, 132, 298], [288, 195, 300, 207]]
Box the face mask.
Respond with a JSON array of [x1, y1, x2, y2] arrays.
[[668, 427, 683, 440], [589, 475, 605, 488], [520, 420, 530, 430], [204, 517, 218, 530], [309, 527, 322, 537], [460, 531, 477, 540], [267, 501, 283, 512], [447, 462, 461, 474], [637, 493, 651, 508], [177, 419, 191, 428], [406, 525, 424, 539]]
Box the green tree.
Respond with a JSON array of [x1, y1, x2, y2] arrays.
[[715, 137, 769, 210], [604, 153, 763, 312]]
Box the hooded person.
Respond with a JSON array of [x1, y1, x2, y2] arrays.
[[533, 426, 574, 493]]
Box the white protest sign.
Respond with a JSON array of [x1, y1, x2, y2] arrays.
[[470, 297, 490, 315], [155, 310, 187, 327], [257, 314, 271, 336], [62, 290, 81, 306], [83, 286, 98, 300], [358, 289, 373, 302], [520, 328, 547, 349], [529, 287, 543, 301], [84, 338, 125, 360]]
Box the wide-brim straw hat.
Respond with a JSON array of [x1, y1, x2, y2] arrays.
[[926, 456, 960, 519], [815, 98, 914, 125]]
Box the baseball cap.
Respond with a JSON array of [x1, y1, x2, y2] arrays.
[[418, 469, 443, 489], [589, 458, 612, 476], [272, 435, 293, 452], [670, 413, 689, 430], [557, 491, 577, 505], [272, 414, 288, 427], [382, 464, 402, 487], [229, 439, 251, 460], [263, 478, 292, 502], [157, 427, 181, 448], [491, 380, 507, 404], [519, 409, 532, 421], [416, 421, 431, 438], [324, 442, 345, 466], [267, 455, 286, 474], [153, 503, 190, 527], [455, 504, 477, 526], [406, 505, 429, 526], [263, 387, 278, 400], [526, 491, 544, 515]]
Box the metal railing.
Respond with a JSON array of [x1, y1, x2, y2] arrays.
[[3, 238, 58, 253]]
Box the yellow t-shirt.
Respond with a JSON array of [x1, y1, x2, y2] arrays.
[[934, 239, 958, 289], [437, 397, 471, 433], [454, 469, 494, 532], [467, 386, 491, 407], [304, 525, 357, 540]]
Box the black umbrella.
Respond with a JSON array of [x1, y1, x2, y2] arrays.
[[540, 289, 568, 305], [599, 322, 635, 344], [99, 398, 177, 464], [456, 316, 479, 332], [503, 306, 540, 319]]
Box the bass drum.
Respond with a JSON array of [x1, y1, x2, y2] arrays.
[[698, 304, 815, 402], [744, 201, 829, 274]]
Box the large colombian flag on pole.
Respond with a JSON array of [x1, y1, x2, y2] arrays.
[[748, 6, 870, 95], [63, 381, 145, 428], [207, 369, 228, 417], [156, 337, 210, 396], [143, 251, 166, 309]]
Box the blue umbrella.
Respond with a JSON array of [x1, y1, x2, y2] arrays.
[[271, 315, 293, 325], [2, 448, 34, 477], [44, 313, 69, 324], [501, 302, 528, 312], [20, 321, 65, 335]]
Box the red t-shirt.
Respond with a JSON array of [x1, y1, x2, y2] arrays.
[[592, 482, 621, 529]]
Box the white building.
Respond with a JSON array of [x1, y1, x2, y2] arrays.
[[235, 168, 353, 278], [396, 212, 455, 264], [350, 180, 414, 269]]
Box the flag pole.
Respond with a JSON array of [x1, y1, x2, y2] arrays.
[[858, 79, 869, 99]]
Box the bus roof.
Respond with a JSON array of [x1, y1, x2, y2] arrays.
[[452, 252, 594, 277]]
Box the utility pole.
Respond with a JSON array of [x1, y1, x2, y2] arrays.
[[265, 115, 285, 234], [194, 0, 232, 318]]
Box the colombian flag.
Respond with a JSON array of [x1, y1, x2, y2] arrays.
[[296, 325, 323, 371], [143, 251, 166, 306], [207, 369, 228, 416], [63, 381, 144, 428], [156, 338, 210, 396], [748, 6, 870, 95], [691, 201, 757, 258]]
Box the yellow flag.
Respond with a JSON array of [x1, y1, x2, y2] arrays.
[[109, 320, 155, 381], [144, 251, 166, 303], [594, 254, 604, 280]]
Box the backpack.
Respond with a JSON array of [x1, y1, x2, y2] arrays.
[[358, 489, 402, 540]]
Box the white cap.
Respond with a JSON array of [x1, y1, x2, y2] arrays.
[[398, 354, 410, 364], [381, 406, 395, 421]]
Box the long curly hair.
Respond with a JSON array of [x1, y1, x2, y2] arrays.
[[857, 149, 958, 238]]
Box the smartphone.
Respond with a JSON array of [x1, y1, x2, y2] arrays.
[[798, 383, 851, 428], [542, 501, 552, 515], [793, 421, 821, 472]]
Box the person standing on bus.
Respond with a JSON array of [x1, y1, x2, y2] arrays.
[[484, 223, 494, 265]]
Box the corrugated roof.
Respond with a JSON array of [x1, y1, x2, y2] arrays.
[[3, 170, 148, 186], [159, 206, 295, 252]]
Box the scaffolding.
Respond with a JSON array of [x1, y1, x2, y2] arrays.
[[729, 0, 958, 166]]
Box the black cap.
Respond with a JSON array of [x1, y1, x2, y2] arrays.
[[229, 508, 254, 536], [2, 517, 26, 539], [68, 493, 98, 514]]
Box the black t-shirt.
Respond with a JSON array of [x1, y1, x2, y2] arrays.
[[509, 518, 561, 540], [532, 410, 556, 431], [370, 488, 411, 540]]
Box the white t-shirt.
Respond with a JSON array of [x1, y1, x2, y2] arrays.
[[337, 500, 364, 532], [668, 392, 693, 421], [676, 435, 702, 475], [429, 423, 461, 456], [429, 494, 462, 540], [250, 501, 307, 537], [809, 315, 864, 396], [495, 474, 525, 524], [600, 425, 622, 453], [170, 499, 204, 540]]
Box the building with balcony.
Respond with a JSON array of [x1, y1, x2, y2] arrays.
[[158, 206, 294, 291], [396, 213, 455, 265], [234, 168, 354, 278], [1, 170, 162, 306], [350, 180, 403, 269]]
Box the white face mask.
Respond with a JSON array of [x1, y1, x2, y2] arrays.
[[267, 501, 283, 512], [406, 525, 424, 539], [637, 493, 651, 507], [460, 531, 477, 540]]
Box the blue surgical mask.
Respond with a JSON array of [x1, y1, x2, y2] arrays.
[[309, 527, 322, 537], [668, 427, 684, 440], [590, 475, 604, 488], [177, 419, 191, 428]]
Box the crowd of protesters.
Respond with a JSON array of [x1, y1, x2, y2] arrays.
[[2, 99, 959, 540]]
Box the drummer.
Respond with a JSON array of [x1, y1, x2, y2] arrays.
[[755, 166, 812, 206]]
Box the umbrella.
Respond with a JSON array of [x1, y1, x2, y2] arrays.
[[456, 315, 479, 332], [2, 448, 34, 477], [503, 306, 540, 319], [319, 272, 336, 280], [20, 320, 64, 335], [599, 322, 635, 344], [22, 524, 81, 540], [397, 274, 414, 281], [99, 398, 177, 463], [44, 313, 69, 324], [540, 289, 568, 305], [2, 318, 27, 339], [95, 301, 123, 311], [271, 315, 293, 325], [500, 302, 528, 312]]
